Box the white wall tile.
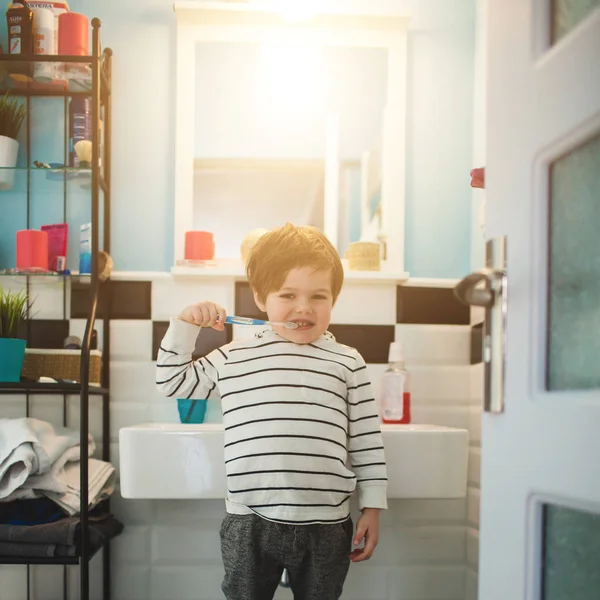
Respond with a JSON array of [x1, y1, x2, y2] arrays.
[[112, 525, 151, 564], [29, 279, 70, 320], [392, 526, 466, 563], [395, 324, 471, 365], [110, 488, 155, 525], [331, 284, 396, 325], [110, 402, 152, 442], [0, 567, 26, 600], [111, 361, 158, 403], [343, 565, 389, 599], [110, 321, 153, 361], [154, 498, 225, 525], [150, 399, 180, 423], [412, 405, 470, 430], [466, 527, 479, 569], [469, 406, 482, 446], [470, 306, 485, 325], [112, 566, 150, 600], [69, 318, 105, 352], [151, 525, 222, 565], [468, 447, 481, 487], [411, 365, 472, 405], [465, 566, 479, 600], [0, 395, 28, 419], [470, 363, 484, 404], [152, 279, 235, 321], [150, 566, 224, 600], [390, 566, 465, 599], [467, 488, 480, 528], [390, 498, 466, 524]]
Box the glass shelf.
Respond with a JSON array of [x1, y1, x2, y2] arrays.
[[0, 56, 98, 96], [0, 381, 109, 396]]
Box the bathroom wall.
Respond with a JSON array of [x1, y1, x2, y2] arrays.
[[0, 0, 475, 279], [0, 275, 473, 600]]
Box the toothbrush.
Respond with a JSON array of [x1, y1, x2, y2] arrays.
[[224, 315, 299, 329]]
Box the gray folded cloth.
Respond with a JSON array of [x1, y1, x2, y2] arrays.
[[0, 513, 124, 558]]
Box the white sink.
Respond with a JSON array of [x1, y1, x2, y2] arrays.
[[119, 423, 468, 500]]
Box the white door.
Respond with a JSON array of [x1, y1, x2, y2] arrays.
[[471, 1, 600, 599]]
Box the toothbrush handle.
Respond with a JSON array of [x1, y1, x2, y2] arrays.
[[224, 316, 268, 326]]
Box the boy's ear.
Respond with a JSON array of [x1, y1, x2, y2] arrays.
[[253, 289, 266, 313]]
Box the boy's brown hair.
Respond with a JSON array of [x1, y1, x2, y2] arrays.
[[246, 223, 344, 304]]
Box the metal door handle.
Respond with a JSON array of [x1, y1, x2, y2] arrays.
[[454, 237, 507, 413], [454, 268, 504, 308]]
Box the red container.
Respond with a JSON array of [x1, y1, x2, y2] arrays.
[[16, 230, 48, 270], [185, 231, 215, 260], [58, 12, 89, 55]]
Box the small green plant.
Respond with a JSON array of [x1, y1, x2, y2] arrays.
[[0, 91, 27, 140], [0, 287, 29, 338]]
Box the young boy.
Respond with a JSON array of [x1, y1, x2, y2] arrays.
[[156, 224, 387, 600]]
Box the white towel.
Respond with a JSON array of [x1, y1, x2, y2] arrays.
[[44, 458, 116, 516], [0, 418, 94, 502]]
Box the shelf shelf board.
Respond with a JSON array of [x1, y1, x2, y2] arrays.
[[171, 262, 410, 284], [0, 543, 107, 565], [0, 382, 109, 396]]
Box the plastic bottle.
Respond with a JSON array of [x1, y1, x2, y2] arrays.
[[381, 341, 411, 424], [6, 1, 34, 57], [6, 1, 34, 77], [32, 6, 54, 82], [69, 97, 91, 167]]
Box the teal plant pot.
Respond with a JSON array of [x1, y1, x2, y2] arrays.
[[177, 399, 208, 424], [0, 338, 27, 382]]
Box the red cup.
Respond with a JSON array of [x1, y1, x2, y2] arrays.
[[185, 231, 215, 260], [16, 230, 48, 270]]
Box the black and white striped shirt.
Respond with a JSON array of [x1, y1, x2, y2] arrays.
[[156, 318, 388, 524]]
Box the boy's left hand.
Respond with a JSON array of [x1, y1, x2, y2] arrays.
[[350, 508, 380, 562]]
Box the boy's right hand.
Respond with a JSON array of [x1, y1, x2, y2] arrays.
[[177, 302, 227, 330]]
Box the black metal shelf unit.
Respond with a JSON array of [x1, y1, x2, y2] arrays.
[[0, 18, 113, 600]]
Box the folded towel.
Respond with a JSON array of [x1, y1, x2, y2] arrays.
[[0, 419, 94, 501], [44, 458, 116, 516], [0, 498, 66, 526], [0, 512, 124, 558]]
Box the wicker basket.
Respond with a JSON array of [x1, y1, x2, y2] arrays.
[[345, 241, 381, 271], [22, 349, 102, 384]]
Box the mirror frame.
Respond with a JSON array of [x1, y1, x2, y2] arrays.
[[173, 1, 410, 271]]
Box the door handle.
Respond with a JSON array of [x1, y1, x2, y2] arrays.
[[454, 237, 507, 413], [453, 268, 503, 308]]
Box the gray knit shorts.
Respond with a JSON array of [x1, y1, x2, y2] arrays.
[[220, 513, 353, 600]]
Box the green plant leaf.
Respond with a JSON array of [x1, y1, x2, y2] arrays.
[[0, 286, 30, 338]]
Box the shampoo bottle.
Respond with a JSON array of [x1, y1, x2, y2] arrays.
[[381, 341, 411, 424]]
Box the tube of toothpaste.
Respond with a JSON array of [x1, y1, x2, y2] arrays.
[[79, 223, 92, 274]]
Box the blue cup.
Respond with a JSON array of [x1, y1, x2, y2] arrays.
[[177, 399, 208, 424]]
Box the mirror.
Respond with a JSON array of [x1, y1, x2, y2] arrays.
[[192, 41, 388, 259]]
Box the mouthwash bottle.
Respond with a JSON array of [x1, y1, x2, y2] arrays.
[[381, 341, 411, 424]]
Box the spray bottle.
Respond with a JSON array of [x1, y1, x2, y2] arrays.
[[381, 341, 411, 424]]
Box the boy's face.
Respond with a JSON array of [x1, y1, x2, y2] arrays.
[[254, 266, 334, 344]]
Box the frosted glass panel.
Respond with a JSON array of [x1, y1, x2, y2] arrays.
[[547, 133, 600, 391], [543, 504, 600, 599], [552, 0, 600, 43]]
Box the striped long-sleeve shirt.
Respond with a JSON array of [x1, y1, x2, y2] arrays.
[[156, 318, 388, 524]]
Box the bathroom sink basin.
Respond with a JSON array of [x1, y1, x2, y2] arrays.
[[119, 423, 468, 500]]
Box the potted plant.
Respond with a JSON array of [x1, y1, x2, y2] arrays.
[[0, 91, 27, 190], [0, 286, 29, 382]]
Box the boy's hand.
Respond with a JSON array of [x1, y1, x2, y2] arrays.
[[178, 302, 227, 330], [350, 508, 380, 562]]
